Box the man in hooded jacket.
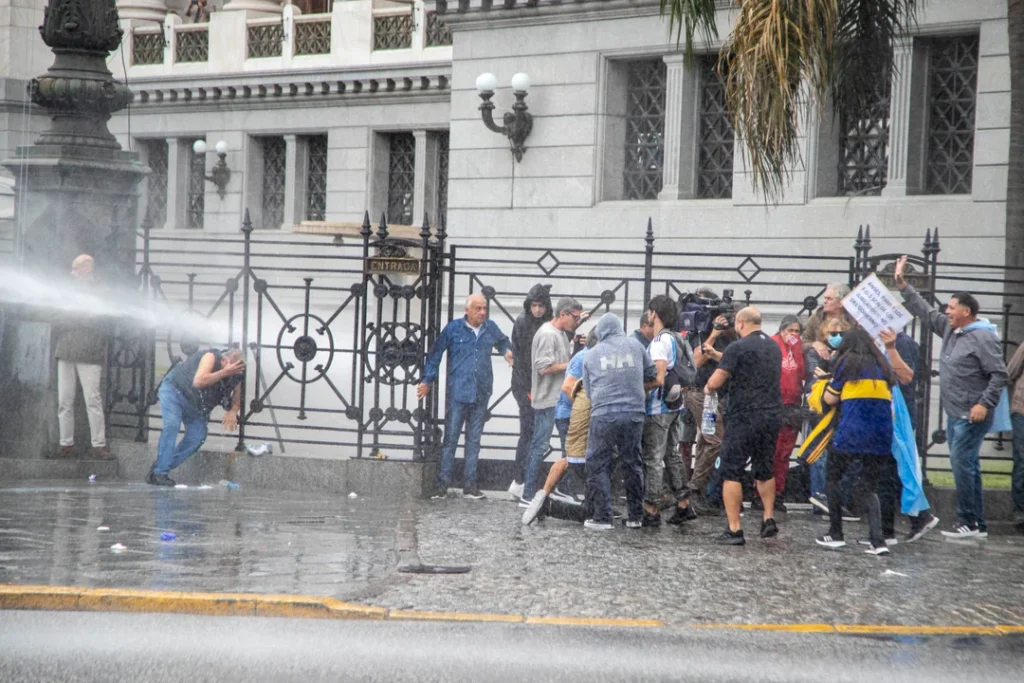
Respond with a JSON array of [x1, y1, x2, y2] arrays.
[[508, 284, 553, 499], [582, 313, 656, 529]]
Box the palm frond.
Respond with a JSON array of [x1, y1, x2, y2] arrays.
[[660, 0, 720, 57]]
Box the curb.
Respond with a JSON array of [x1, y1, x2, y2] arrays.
[[1, 585, 1020, 635]]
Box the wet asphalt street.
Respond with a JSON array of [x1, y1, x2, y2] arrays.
[[2, 480, 1024, 628], [2, 610, 1022, 683]]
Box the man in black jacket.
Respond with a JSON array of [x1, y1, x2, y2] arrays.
[[508, 284, 552, 500]]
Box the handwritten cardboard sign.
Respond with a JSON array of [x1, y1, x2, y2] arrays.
[[843, 273, 913, 338]]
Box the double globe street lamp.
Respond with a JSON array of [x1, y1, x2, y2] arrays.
[[475, 71, 533, 162]]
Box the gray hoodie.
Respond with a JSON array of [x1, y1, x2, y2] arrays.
[[582, 313, 655, 418]]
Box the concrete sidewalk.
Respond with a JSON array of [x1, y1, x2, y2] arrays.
[[2, 481, 1024, 629]]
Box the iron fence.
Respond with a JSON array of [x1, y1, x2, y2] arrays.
[[104, 213, 1017, 487]]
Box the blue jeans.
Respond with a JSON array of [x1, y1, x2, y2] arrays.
[[946, 415, 993, 529], [155, 382, 208, 476], [438, 399, 488, 489], [523, 407, 557, 501], [1010, 413, 1024, 517], [585, 412, 645, 524]]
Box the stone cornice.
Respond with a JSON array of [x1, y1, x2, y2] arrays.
[[435, 0, 735, 30], [124, 62, 452, 110]]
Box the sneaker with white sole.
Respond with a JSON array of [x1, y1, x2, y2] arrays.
[[624, 519, 642, 529], [809, 493, 828, 514], [976, 530, 989, 539], [864, 544, 890, 556], [584, 519, 614, 531], [463, 487, 486, 500], [815, 534, 846, 549], [522, 491, 547, 526], [549, 488, 576, 505], [507, 480, 524, 501], [941, 523, 979, 538], [858, 538, 898, 547], [906, 513, 940, 543]]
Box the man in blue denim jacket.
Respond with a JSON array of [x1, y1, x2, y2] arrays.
[[419, 294, 513, 499]]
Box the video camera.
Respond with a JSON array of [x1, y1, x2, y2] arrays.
[[677, 289, 735, 338]]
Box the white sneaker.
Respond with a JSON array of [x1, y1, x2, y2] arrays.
[[549, 488, 575, 504], [864, 544, 890, 556], [584, 519, 613, 531], [507, 480, 524, 501], [941, 523, 979, 539], [624, 520, 642, 529], [522, 491, 547, 526], [815, 535, 846, 549], [857, 538, 898, 547]]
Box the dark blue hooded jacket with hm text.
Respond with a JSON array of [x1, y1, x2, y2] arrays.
[[423, 316, 512, 404]]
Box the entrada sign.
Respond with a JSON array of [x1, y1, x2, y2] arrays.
[[365, 256, 420, 275]]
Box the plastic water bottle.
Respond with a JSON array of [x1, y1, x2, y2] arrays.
[[701, 393, 718, 436]]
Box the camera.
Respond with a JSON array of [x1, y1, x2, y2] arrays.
[[677, 289, 735, 337]]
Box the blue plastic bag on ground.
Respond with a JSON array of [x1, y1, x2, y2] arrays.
[[891, 385, 930, 517]]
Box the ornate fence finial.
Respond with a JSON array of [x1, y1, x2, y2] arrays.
[[241, 207, 253, 236], [377, 213, 389, 241], [924, 228, 932, 252], [645, 216, 654, 246], [420, 213, 432, 242], [863, 224, 871, 249], [360, 210, 372, 238]]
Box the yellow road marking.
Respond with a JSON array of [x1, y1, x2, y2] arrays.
[[0, 584, 1019, 634]]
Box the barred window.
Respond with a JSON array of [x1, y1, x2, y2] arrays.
[[435, 131, 449, 229], [622, 59, 666, 200], [924, 35, 978, 195], [142, 139, 168, 228], [186, 141, 205, 230], [837, 77, 891, 196], [387, 133, 416, 226], [697, 57, 735, 199], [304, 135, 328, 221], [260, 137, 286, 229]]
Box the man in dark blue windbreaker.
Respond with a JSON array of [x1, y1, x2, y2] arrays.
[[419, 294, 513, 500]]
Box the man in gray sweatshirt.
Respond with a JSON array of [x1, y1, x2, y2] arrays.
[[581, 313, 656, 529], [895, 256, 1007, 538]]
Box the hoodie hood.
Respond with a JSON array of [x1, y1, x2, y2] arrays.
[[961, 318, 999, 336], [522, 283, 553, 320], [594, 313, 624, 342]]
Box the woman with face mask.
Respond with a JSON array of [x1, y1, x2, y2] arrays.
[[804, 318, 860, 521]]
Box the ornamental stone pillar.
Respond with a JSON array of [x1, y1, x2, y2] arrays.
[[883, 37, 915, 197]]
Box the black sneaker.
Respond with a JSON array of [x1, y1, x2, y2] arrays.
[[841, 507, 861, 522], [750, 497, 765, 512], [815, 534, 845, 549], [429, 482, 448, 500], [145, 463, 156, 485], [147, 473, 175, 487], [462, 486, 486, 500], [641, 511, 662, 528], [716, 528, 745, 546], [667, 505, 698, 525], [774, 500, 788, 513], [760, 518, 779, 538]]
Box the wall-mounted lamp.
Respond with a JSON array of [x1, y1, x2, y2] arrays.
[[476, 72, 533, 162], [193, 139, 231, 200]]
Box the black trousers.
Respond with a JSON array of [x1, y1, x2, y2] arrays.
[[513, 387, 534, 484], [826, 450, 897, 545]]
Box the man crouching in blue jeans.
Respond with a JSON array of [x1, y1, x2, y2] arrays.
[[148, 348, 245, 487], [581, 313, 655, 530]]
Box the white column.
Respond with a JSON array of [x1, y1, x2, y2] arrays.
[[283, 134, 307, 226], [165, 138, 186, 230], [412, 130, 439, 227], [221, 0, 284, 12], [658, 54, 699, 200], [116, 0, 168, 22], [883, 37, 914, 197]]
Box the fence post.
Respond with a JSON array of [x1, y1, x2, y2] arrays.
[[137, 213, 154, 442], [416, 214, 432, 462], [919, 228, 941, 484], [236, 209, 253, 452], [356, 210, 373, 459], [643, 217, 654, 308]]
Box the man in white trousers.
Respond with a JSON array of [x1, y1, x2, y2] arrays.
[[52, 254, 112, 460]]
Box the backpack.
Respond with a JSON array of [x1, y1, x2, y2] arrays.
[[660, 330, 696, 410]]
